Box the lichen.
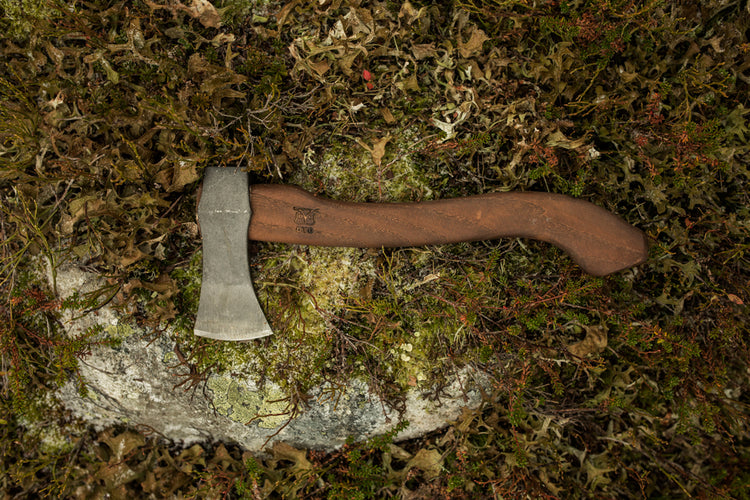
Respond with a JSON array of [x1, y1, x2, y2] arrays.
[[207, 374, 289, 429], [180, 245, 380, 393], [16, 394, 84, 455], [293, 246, 378, 312], [104, 323, 137, 339]]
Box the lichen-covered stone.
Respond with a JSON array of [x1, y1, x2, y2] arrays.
[[50, 263, 489, 452]]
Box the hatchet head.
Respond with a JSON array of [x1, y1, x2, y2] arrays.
[[193, 167, 273, 341]]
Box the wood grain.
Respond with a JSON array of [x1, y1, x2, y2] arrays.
[[247, 184, 648, 276]]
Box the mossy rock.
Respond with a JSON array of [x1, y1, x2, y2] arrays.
[[51, 262, 490, 452]]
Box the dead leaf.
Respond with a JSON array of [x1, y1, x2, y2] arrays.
[[412, 43, 437, 60], [406, 448, 443, 479], [397, 72, 420, 92], [60, 196, 108, 234], [211, 33, 235, 46], [145, 0, 221, 28], [337, 51, 359, 76], [707, 35, 724, 53], [272, 442, 313, 475], [156, 161, 200, 192], [308, 58, 331, 77], [276, 0, 300, 29], [101, 431, 146, 462], [458, 26, 489, 59], [177, 444, 205, 472], [388, 443, 412, 461], [343, 7, 374, 39], [210, 443, 236, 469], [567, 325, 608, 358], [119, 240, 148, 267], [727, 293, 744, 305], [546, 130, 589, 150], [380, 107, 396, 124], [129, 275, 177, 296], [358, 134, 392, 167], [188, 0, 221, 28], [171, 161, 200, 191], [399, 1, 427, 25]]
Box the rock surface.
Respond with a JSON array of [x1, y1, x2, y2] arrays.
[[51, 261, 488, 452]]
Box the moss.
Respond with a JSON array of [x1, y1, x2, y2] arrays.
[[290, 126, 438, 202], [14, 392, 85, 455], [389, 338, 430, 387], [180, 245, 383, 401], [170, 251, 204, 333], [30, 421, 79, 455], [0, 0, 62, 40], [217, 0, 279, 27], [179, 220, 490, 404], [3, 0, 749, 495]]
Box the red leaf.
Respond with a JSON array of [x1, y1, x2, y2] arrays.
[[362, 70, 372, 81]]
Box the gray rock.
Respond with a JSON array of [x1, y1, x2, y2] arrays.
[[51, 261, 488, 452]]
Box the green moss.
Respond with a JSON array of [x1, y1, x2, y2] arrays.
[[170, 251, 204, 333], [290, 126, 438, 202], [216, 0, 278, 27], [0, 0, 62, 40], [179, 246, 382, 400]]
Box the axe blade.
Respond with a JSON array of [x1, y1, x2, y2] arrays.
[[194, 167, 273, 340]]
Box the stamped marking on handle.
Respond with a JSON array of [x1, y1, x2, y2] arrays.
[[294, 207, 320, 234]]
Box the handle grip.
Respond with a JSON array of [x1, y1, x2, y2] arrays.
[[248, 184, 648, 276]]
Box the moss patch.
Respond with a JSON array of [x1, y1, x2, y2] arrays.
[[0, 0, 62, 40], [290, 126, 439, 202]]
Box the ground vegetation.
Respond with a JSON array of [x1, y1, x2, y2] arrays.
[[1, 0, 749, 497]]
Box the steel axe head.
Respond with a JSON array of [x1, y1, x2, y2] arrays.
[[193, 167, 273, 341]]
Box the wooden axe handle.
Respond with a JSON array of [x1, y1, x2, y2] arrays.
[[248, 184, 648, 276]]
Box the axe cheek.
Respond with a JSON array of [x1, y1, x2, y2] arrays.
[[194, 167, 273, 340]]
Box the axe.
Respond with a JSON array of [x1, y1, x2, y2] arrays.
[[194, 167, 648, 341]]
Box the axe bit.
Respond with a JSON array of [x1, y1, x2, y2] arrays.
[[195, 167, 648, 341]]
